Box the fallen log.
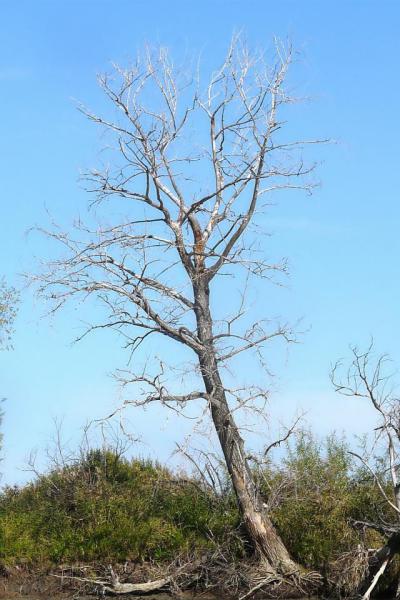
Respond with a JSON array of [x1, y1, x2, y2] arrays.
[[51, 560, 202, 595], [104, 577, 171, 595], [52, 572, 171, 595], [106, 567, 171, 595]]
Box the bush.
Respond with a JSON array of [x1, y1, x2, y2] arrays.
[[260, 432, 386, 571], [0, 437, 394, 571], [0, 450, 239, 565]]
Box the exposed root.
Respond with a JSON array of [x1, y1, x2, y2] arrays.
[[239, 574, 280, 600], [236, 559, 322, 600]]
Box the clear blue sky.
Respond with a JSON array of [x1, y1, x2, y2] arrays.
[[1, 0, 400, 485]]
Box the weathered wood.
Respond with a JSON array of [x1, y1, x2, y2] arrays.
[[104, 576, 171, 595], [52, 572, 171, 595]]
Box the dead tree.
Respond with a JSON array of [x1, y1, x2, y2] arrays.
[[33, 38, 324, 577], [332, 344, 400, 599]]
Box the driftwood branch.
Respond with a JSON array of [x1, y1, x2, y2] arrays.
[[52, 572, 171, 595], [350, 518, 400, 537]]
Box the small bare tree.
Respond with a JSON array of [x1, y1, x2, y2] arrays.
[[332, 344, 400, 599], [33, 38, 324, 577]]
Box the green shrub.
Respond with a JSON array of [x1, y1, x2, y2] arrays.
[[0, 451, 239, 565], [264, 432, 387, 571], [0, 437, 394, 570]]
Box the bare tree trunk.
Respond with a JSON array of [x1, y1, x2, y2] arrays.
[[193, 279, 298, 573]]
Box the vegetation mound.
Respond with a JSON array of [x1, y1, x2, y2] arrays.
[[0, 435, 398, 596]]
